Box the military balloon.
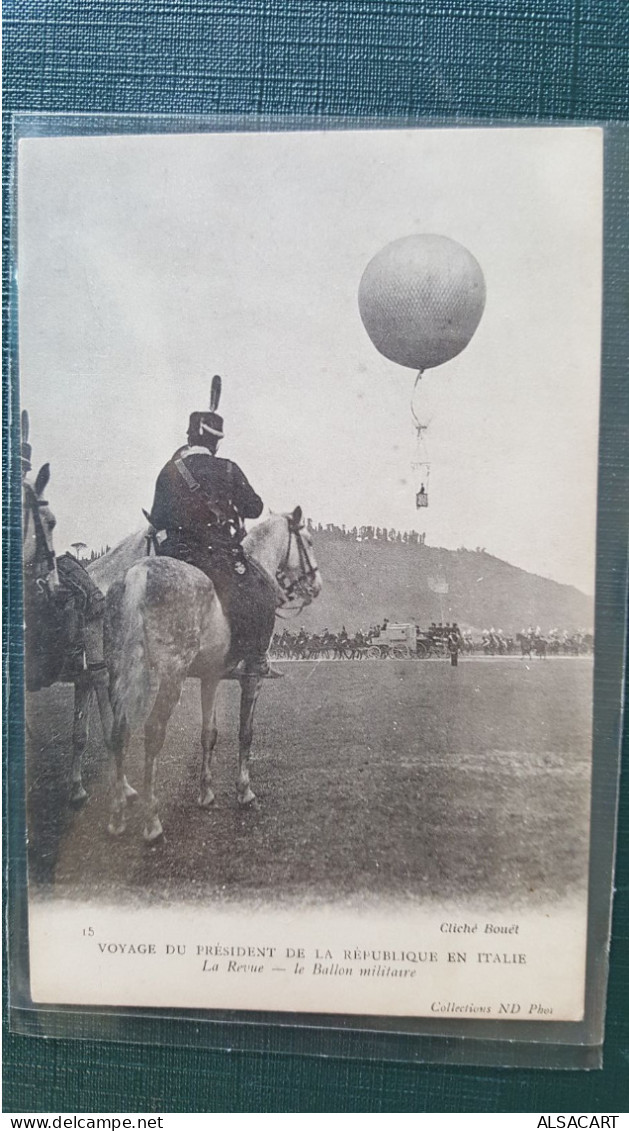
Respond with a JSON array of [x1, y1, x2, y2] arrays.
[[358, 234, 486, 371], [358, 234, 486, 512]]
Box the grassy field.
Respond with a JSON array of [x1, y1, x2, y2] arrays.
[[26, 658, 592, 909]]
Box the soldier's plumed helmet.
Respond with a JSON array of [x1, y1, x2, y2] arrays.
[[188, 411, 224, 444]]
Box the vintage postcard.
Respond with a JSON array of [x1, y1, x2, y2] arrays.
[[17, 125, 602, 1020]]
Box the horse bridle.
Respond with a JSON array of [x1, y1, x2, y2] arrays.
[[275, 517, 319, 616], [23, 482, 56, 593]]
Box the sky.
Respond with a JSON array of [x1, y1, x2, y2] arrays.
[[18, 126, 602, 592]]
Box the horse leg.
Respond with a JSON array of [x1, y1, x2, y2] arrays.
[[86, 641, 139, 806], [70, 677, 93, 806], [199, 677, 220, 808], [84, 615, 114, 745], [143, 674, 183, 843], [108, 718, 130, 836], [237, 673, 262, 806]]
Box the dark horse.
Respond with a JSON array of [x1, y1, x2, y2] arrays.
[[516, 632, 547, 659], [22, 413, 136, 806]]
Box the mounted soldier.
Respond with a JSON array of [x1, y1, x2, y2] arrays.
[[148, 377, 281, 678]]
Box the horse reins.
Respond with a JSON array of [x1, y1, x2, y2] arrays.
[[275, 518, 319, 616]]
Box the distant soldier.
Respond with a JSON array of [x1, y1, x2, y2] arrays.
[[447, 626, 460, 667]]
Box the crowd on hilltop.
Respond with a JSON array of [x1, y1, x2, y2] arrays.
[[304, 519, 427, 545], [301, 520, 490, 551]]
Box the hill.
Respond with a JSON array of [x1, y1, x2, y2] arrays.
[[297, 525, 593, 635]]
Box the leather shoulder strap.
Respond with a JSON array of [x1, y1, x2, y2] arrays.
[[174, 457, 200, 493], [173, 455, 226, 524]]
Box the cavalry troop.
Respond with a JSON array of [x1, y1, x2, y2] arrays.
[[271, 623, 594, 662]]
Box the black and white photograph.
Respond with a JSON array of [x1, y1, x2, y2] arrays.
[[18, 125, 601, 1018]]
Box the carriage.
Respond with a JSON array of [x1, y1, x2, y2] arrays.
[[414, 629, 448, 658], [368, 622, 419, 659]]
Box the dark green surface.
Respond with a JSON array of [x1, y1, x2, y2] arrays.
[[3, 0, 629, 1113]]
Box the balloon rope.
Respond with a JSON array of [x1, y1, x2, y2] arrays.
[[411, 369, 424, 432]]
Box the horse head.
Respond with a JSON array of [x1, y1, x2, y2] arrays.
[[244, 506, 322, 614], [23, 462, 60, 597], [277, 505, 322, 610]]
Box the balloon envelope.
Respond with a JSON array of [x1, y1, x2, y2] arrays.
[[358, 234, 486, 371]]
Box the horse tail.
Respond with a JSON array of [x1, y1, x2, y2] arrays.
[[109, 564, 153, 730]]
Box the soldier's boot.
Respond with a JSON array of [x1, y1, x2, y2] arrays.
[[241, 653, 284, 679], [227, 568, 285, 679], [224, 653, 284, 680], [240, 601, 284, 678]]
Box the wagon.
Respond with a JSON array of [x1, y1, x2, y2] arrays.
[[415, 631, 448, 658], [370, 623, 418, 659]]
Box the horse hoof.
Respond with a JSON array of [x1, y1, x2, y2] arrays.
[[238, 788, 256, 807], [123, 780, 139, 803], [107, 817, 127, 837], [69, 786, 88, 807], [143, 819, 164, 844], [198, 790, 216, 808]]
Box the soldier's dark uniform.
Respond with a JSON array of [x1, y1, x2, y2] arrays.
[[149, 408, 279, 675], [151, 449, 263, 542], [447, 628, 459, 667]]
